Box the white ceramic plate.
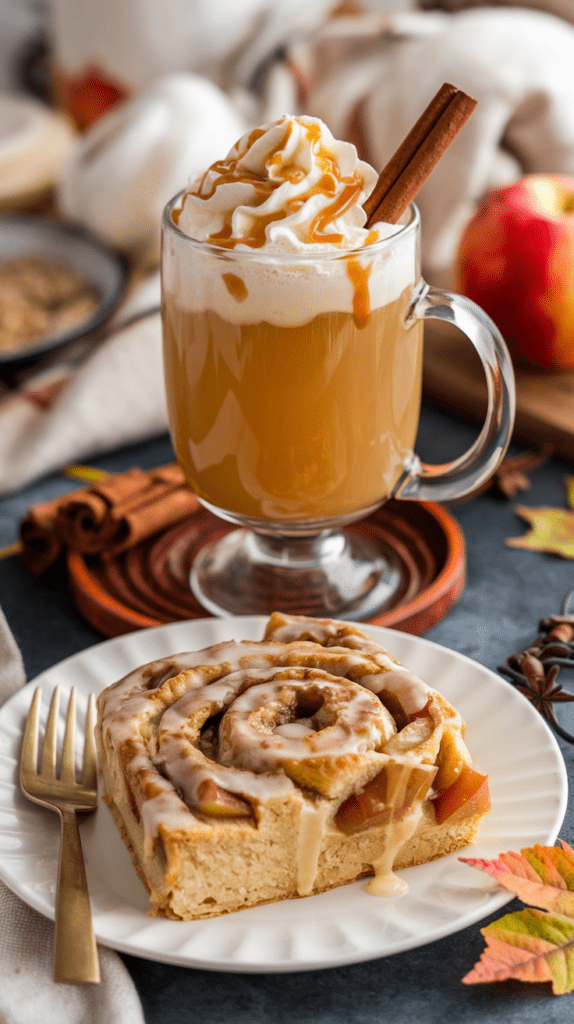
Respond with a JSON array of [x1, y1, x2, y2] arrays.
[[0, 618, 567, 973]]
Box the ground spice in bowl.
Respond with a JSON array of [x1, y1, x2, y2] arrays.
[[0, 255, 99, 353]]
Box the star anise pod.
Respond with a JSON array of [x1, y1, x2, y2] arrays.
[[499, 605, 574, 744], [492, 443, 553, 499]]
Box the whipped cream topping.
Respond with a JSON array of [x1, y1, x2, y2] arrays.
[[163, 114, 418, 327], [176, 114, 390, 253]]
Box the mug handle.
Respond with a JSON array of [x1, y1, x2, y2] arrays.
[[393, 284, 516, 502]]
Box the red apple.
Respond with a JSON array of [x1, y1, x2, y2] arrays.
[[54, 66, 130, 130], [455, 174, 574, 369]]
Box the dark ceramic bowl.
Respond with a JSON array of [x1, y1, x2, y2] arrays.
[[0, 215, 128, 371]]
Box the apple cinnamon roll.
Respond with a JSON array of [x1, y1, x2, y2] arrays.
[[96, 613, 490, 919]]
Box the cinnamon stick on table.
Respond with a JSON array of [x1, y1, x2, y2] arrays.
[[363, 82, 477, 227], [19, 464, 200, 574]]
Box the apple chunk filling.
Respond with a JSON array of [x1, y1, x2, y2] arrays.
[[432, 763, 490, 824], [335, 762, 436, 835], [195, 778, 254, 819]]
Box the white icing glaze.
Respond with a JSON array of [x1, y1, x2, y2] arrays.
[[140, 789, 200, 860], [99, 640, 273, 722], [275, 722, 313, 738], [365, 763, 429, 897], [218, 672, 395, 772], [367, 872, 409, 898], [264, 614, 430, 715], [297, 800, 333, 897], [100, 639, 400, 842], [359, 668, 430, 717]]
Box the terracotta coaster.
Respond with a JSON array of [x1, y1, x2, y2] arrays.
[[67, 499, 465, 638]]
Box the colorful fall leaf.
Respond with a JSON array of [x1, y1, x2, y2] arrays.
[[506, 505, 574, 558], [506, 477, 574, 558], [461, 842, 574, 915], [462, 908, 574, 994], [461, 840, 574, 994]]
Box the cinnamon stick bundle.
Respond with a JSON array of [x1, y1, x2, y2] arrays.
[[19, 498, 66, 575], [363, 82, 477, 226], [20, 464, 199, 574]]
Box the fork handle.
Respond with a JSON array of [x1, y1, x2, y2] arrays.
[[55, 807, 100, 984]]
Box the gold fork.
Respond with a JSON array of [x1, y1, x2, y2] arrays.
[[20, 685, 100, 984]]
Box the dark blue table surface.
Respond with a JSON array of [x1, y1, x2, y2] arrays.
[[1, 404, 572, 1023]]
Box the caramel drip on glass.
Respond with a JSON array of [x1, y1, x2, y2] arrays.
[[346, 259, 371, 329], [222, 272, 248, 302]]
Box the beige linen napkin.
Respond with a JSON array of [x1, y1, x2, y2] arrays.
[[0, 606, 146, 1023]]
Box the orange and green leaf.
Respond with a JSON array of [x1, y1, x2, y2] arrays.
[[460, 841, 574, 915], [462, 908, 574, 995], [461, 840, 574, 994]]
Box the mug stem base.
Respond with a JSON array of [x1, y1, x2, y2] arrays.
[[189, 527, 403, 620]]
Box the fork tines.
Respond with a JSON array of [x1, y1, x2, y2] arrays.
[[21, 686, 97, 797]]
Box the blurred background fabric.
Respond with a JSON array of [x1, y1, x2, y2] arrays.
[[5, 0, 574, 277], [47, 1, 574, 277]]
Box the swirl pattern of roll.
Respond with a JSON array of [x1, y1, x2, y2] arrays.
[[96, 613, 490, 919]]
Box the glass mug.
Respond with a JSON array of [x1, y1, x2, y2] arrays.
[[162, 198, 515, 619]]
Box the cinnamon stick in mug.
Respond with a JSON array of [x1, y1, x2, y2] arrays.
[[363, 83, 477, 227]]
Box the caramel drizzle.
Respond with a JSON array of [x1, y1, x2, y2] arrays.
[[178, 119, 366, 250], [174, 118, 381, 321]]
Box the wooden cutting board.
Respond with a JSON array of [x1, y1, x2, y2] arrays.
[[423, 321, 574, 462]]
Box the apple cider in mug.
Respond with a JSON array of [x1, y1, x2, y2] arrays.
[[162, 115, 423, 524]]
